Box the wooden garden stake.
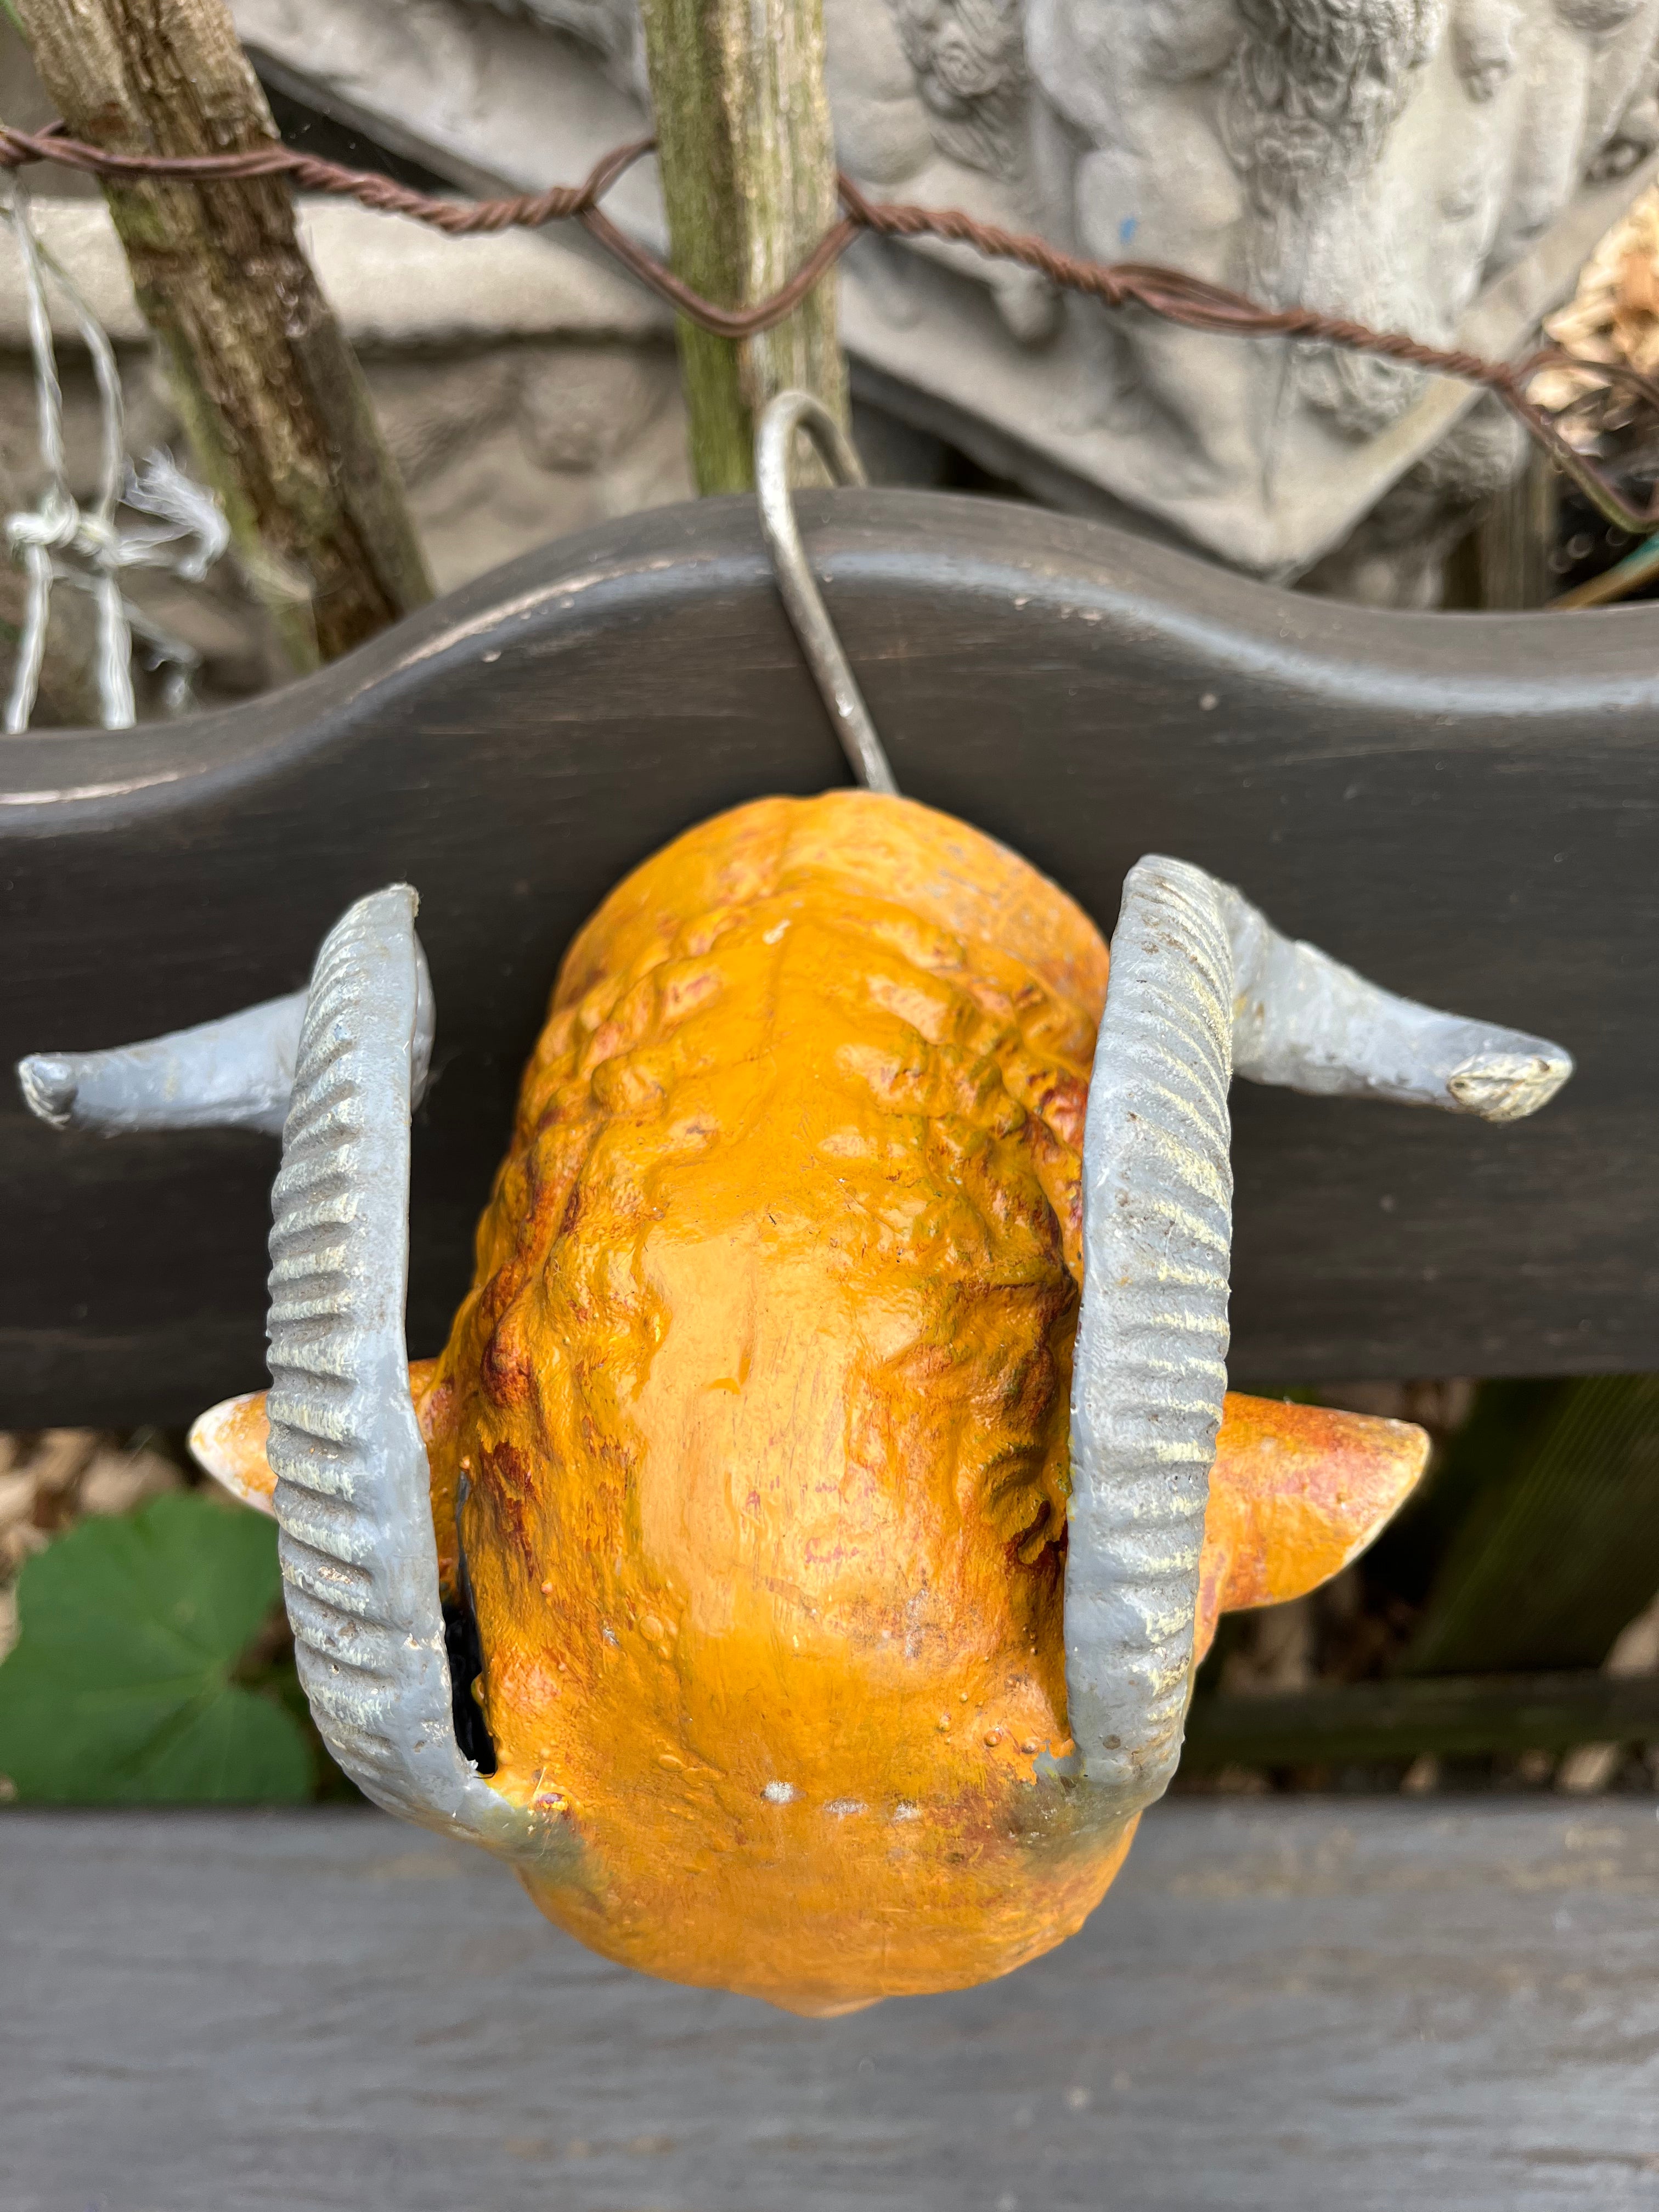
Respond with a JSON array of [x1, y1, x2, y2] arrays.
[[637, 0, 849, 494], [8, 0, 432, 670]]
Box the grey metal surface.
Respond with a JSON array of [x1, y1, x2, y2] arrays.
[[2, 1798, 1656, 2211], [1069, 860, 1234, 1818], [755, 389, 896, 796], [1066, 858, 1568, 1814], [16, 950, 433, 1139], [17, 989, 307, 1137], [266, 887, 557, 1862], [1221, 883, 1574, 1124]]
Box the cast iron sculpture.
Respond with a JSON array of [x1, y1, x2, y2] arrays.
[[14, 397, 1573, 2011], [17, 785, 1570, 2011]]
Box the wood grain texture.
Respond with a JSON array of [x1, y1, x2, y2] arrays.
[[2, 1799, 1656, 2211], [10, 0, 431, 667], [1184, 1670, 1659, 1766], [0, 489, 1655, 1424], [639, 0, 848, 490]]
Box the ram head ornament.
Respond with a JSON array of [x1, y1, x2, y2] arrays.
[[20, 791, 1571, 2015]]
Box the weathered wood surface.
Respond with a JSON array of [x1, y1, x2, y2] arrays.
[[1, 490, 1656, 1424], [12, 0, 431, 669], [1185, 1671, 1659, 1767], [639, 0, 848, 492], [2, 1800, 1656, 2210]]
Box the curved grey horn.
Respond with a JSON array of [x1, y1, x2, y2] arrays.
[[1066, 859, 1234, 1819], [20, 992, 308, 1137], [267, 885, 563, 1864], [1066, 859, 1573, 1818], [16, 966, 433, 1136], [1222, 887, 1572, 1121]]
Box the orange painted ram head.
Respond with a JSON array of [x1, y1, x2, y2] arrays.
[[20, 792, 1571, 2014]]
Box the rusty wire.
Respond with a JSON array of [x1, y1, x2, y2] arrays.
[[2, 117, 1656, 540]]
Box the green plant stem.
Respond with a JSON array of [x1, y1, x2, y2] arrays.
[[1550, 529, 1659, 610], [637, 0, 848, 493]]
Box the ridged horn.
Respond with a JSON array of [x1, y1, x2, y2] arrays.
[[1066, 859, 1234, 1817], [1066, 859, 1573, 1816], [267, 885, 561, 1862]]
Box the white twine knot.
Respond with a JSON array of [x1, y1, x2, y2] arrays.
[[1, 181, 229, 735], [6, 487, 81, 556]]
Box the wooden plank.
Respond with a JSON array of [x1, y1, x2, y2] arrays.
[[0, 490, 1656, 1423], [2, 1800, 1656, 2209], [1184, 1672, 1659, 1768]]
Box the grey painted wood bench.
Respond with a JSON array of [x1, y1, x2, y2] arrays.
[[3, 1799, 1656, 2211]]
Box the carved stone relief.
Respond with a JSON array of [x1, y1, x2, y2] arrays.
[[235, 0, 1659, 575]]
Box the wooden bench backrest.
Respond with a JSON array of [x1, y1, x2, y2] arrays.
[[2, 491, 1652, 1423]]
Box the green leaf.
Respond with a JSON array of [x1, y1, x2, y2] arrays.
[[0, 1491, 313, 1803]]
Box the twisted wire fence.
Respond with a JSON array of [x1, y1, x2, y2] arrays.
[[1, 120, 1654, 538]]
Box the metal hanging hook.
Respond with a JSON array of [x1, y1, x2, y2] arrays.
[[755, 390, 899, 797]]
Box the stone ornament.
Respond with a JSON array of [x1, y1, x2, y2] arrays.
[[19, 793, 1570, 2012], [422, 0, 1659, 569]]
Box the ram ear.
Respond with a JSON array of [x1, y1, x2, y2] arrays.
[[191, 1360, 444, 1519], [1192, 1393, 1430, 1667], [189, 1391, 278, 1514]]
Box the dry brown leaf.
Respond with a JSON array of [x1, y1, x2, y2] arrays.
[[78, 1447, 183, 1519]]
